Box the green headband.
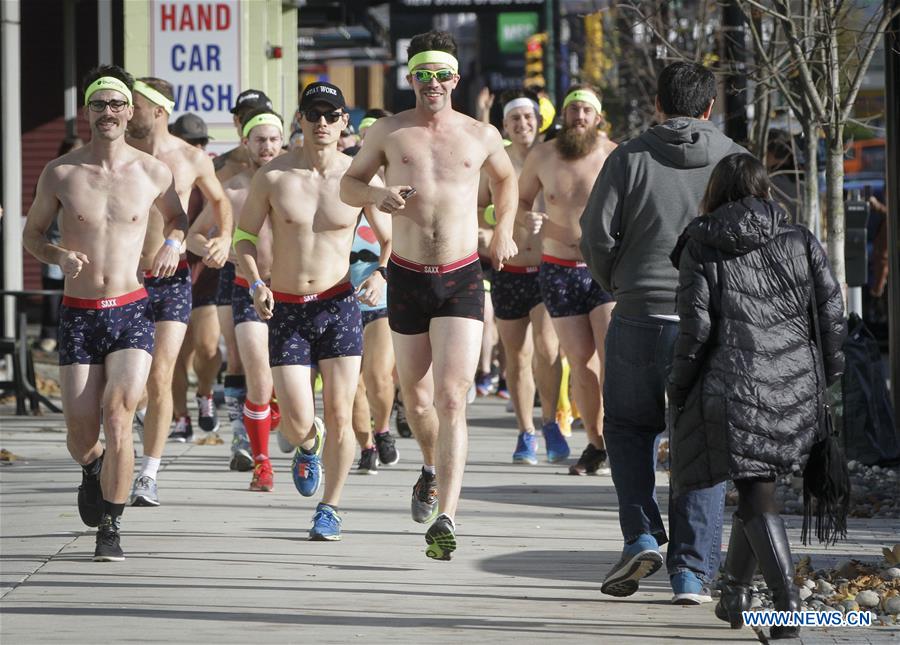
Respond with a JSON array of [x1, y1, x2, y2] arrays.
[[84, 77, 133, 106], [562, 90, 602, 115], [358, 117, 378, 132], [242, 113, 284, 139], [134, 80, 175, 114], [407, 50, 459, 74]]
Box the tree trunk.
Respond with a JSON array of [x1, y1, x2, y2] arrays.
[[824, 125, 846, 287], [800, 100, 820, 236]]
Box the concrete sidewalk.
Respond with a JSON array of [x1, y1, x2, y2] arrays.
[[1, 397, 897, 644]]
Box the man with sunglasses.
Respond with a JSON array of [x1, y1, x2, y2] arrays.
[[235, 82, 391, 541], [124, 77, 232, 507], [23, 65, 188, 561], [340, 30, 519, 561]]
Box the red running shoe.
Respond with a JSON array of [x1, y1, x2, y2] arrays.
[[250, 459, 274, 492]]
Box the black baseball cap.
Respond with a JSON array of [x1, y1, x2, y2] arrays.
[[231, 89, 273, 114], [170, 113, 212, 141], [300, 82, 346, 111]]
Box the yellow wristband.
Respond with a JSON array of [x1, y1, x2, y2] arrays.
[[232, 227, 259, 250], [484, 204, 497, 227]]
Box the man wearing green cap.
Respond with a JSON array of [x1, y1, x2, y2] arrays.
[[22, 65, 188, 561], [340, 30, 519, 561], [125, 76, 232, 508]]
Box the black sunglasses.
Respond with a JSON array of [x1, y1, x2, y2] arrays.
[[304, 109, 343, 124], [88, 99, 129, 113]]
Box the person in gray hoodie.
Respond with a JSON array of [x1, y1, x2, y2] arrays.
[[579, 62, 745, 603]]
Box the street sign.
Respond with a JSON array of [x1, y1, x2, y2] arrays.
[[151, 0, 241, 126], [498, 12, 538, 54]]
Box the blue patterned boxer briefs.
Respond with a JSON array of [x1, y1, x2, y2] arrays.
[[58, 287, 155, 365], [538, 255, 614, 318], [144, 263, 191, 324], [232, 276, 264, 326], [491, 265, 543, 320], [268, 282, 362, 367], [361, 307, 388, 327], [216, 261, 236, 306]]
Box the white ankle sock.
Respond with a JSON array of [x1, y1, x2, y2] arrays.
[[422, 464, 436, 475], [140, 456, 161, 479]]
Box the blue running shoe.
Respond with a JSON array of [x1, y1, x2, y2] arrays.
[[541, 421, 570, 463], [601, 533, 663, 597], [292, 424, 324, 497], [309, 503, 342, 541], [670, 571, 713, 605], [512, 431, 538, 465]]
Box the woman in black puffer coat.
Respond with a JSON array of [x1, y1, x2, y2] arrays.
[[667, 154, 845, 639]]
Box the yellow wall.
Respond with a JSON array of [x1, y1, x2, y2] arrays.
[[124, 0, 297, 148]]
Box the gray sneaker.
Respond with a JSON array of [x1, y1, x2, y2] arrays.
[[129, 475, 159, 507], [230, 425, 253, 472], [411, 468, 438, 523]]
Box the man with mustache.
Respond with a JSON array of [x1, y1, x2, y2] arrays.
[[340, 30, 519, 560], [516, 84, 617, 477], [22, 65, 188, 561], [125, 77, 232, 507], [235, 82, 391, 540], [187, 108, 285, 483], [479, 90, 563, 466]]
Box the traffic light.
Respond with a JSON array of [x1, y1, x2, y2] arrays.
[[525, 33, 547, 89]]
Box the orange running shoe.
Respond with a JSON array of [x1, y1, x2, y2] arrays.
[[250, 459, 274, 492]]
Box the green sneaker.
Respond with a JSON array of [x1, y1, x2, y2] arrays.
[[425, 513, 456, 561]]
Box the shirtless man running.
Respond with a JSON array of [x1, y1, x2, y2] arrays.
[[189, 107, 284, 488], [480, 91, 564, 465], [125, 77, 232, 506], [236, 82, 390, 540], [22, 66, 188, 561], [518, 85, 617, 476], [214, 89, 275, 183], [341, 30, 518, 560]]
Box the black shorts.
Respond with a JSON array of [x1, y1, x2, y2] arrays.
[[191, 264, 220, 308], [361, 307, 388, 327], [491, 266, 542, 321], [538, 255, 614, 318], [216, 262, 236, 306], [387, 252, 484, 336]]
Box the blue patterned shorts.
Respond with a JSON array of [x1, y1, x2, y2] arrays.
[[216, 261, 236, 306], [268, 283, 362, 367], [491, 266, 542, 320], [58, 288, 154, 365], [145, 266, 191, 324], [361, 307, 388, 327], [538, 256, 614, 318], [232, 277, 263, 326]]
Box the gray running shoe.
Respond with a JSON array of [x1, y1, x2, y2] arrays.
[[129, 475, 160, 507], [411, 468, 438, 523], [230, 425, 253, 472]]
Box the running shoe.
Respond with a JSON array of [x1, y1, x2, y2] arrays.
[[129, 475, 159, 507], [374, 431, 399, 466], [425, 513, 456, 561], [196, 394, 220, 433], [393, 397, 412, 438], [249, 458, 274, 492], [495, 378, 510, 400], [93, 516, 125, 562], [601, 534, 663, 597], [541, 421, 570, 463], [475, 373, 494, 397], [411, 468, 439, 523], [670, 571, 713, 605], [229, 425, 254, 471], [77, 455, 104, 527], [568, 443, 610, 476], [512, 431, 539, 465], [292, 424, 324, 497], [356, 447, 378, 475], [168, 416, 193, 443], [309, 503, 342, 541]]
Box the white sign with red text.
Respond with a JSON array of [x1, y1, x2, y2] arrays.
[[151, 0, 240, 126]]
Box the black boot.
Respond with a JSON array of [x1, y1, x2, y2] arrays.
[[743, 513, 801, 639], [715, 514, 757, 628]]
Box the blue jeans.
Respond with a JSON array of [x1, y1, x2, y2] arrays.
[[603, 313, 725, 583]]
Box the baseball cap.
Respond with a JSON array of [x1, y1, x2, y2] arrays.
[[170, 113, 212, 141], [231, 89, 273, 115], [300, 82, 346, 111]]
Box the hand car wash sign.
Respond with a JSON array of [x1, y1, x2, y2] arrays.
[[151, 1, 240, 126]]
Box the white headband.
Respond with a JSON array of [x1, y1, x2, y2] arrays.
[[503, 97, 539, 119]]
